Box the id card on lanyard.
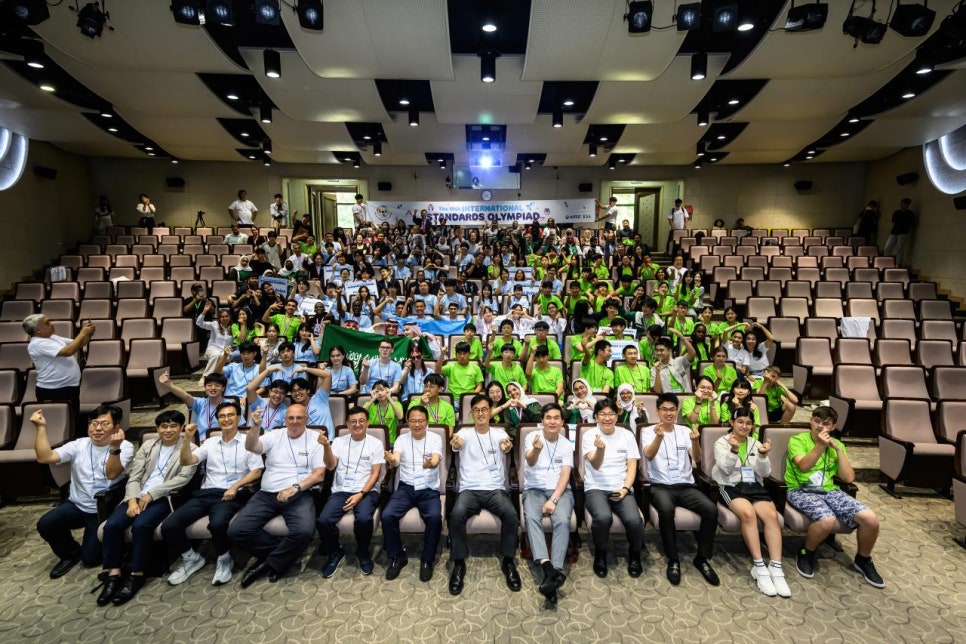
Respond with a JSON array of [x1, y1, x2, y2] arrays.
[[91, 443, 109, 493]]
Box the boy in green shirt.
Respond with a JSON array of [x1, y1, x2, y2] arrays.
[[536, 280, 564, 315], [364, 380, 404, 444], [614, 345, 651, 393], [785, 406, 883, 588], [614, 274, 637, 298], [490, 319, 523, 358], [408, 373, 456, 433], [638, 254, 660, 282], [580, 339, 615, 393], [437, 341, 484, 413], [526, 345, 564, 398], [754, 365, 798, 424], [486, 344, 527, 390], [680, 376, 720, 430], [461, 322, 484, 361], [522, 320, 562, 362], [569, 319, 601, 363]]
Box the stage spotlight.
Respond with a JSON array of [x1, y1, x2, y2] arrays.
[[552, 110, 563, 128], [785, 2, 828, 32], [409, 109, 419, 126], [890, 2, 935, 37], [254, 0, 280, 25], [713, 4, 738, 32], [297, 0, 323, 29], [77, 2, 108, 38], [4, 0, 49, 25], [690, 52, 707, 80], [206, 0, 233, 26], [480, 50, 498, 83], [259, 104, 272, 124], [264, 49, 281, 78], [626, 1, 653, 33], [676, 2, 701, 30], [170, 0, 201, 24], [373, 142, 382, 156]]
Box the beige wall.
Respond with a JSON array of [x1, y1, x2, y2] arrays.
[[0, 141, 92, 290], [864, 146, 966, 302]]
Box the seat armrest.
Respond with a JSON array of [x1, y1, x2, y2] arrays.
[[694, 471, 719, 502], [95, 476, 128, 522], [764, 475, 787, 513], [833, 477, 859, 498]]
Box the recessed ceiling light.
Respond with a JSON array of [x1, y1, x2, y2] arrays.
[[363, 135, 371, 140], [717, 135, 726, 140], [240, 132, 249, 137], [806, 155, 814, 159], [39, 83, 55, 92], [840, 132, 850, 137], [147, 152, 156, 156], [226, 92, 239, 101], [171, 158, 179, 164], [710, 157, 718, 162], [783, 162, 790, 167], [902, 91, 916, 99], [482, 21, 497, 32], [248, 154, 257, 159], [848, 117, 860, 123], [808, 149, 816, 154], [599, 136, 607, 142], [399, 98, 410, 106], [482, 136, 490, 142], [728, 98, 740, 105], [563, 99, 574, 107], [619, 159, 627, 163], [145, 146, 154, 151], [344, 156, 353, 162], [108, 127, 118, 133]]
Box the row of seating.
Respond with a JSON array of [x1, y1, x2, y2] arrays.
[[737, 296, 956, 324], [695, 254, 895, 274], [96, 225, 296, 241], [723, 279, 935, 304], [712, 266, 912, 289]]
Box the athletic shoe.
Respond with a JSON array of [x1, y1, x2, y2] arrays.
[[851, 558, 885, 589], [168, 551, 205, 586], [795, 549, 815, 579], [751, 565, 777, 596], [321, 547, 346, 578], [770, 566, 792, 598], [212, 554, 233, 586]]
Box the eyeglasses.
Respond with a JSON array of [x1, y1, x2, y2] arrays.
[[158, 423, 181, 429], [88, 420, 113, 428], [596, 411, 617, 418], [658, 407, 678, 413], [216, 413, 237, 419], [471, 407, 490, 414]]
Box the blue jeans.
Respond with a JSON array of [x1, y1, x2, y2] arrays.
[[381, 483, 442, 561], [523, 488, 574, 569], [101, 499, 171, 573], [37, 500, 102, 565], [317, 491, 380, 557]]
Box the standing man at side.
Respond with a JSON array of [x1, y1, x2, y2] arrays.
[[667, 199, 690, 253], [229, 189, 258, 226], [23, 314, 95, 426], [270, 193, 293, 234], [351, 193, 370, 232], [883, 198, 916, 267]]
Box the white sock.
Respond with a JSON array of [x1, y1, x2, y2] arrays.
[[217, 552, 232, 562], [769, 560, 783, 569], [753, 559, 766, 567]]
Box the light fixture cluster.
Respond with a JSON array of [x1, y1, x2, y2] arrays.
[[170, 0, 323, 29], [76, 1, 110, 39], [843, 0, 935, 45]]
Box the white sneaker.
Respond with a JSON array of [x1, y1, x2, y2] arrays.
[[770, 566, 792, 598], [751, 565, 777, 596], [212, 554, 233, 586], [168, 551, 206, 585]]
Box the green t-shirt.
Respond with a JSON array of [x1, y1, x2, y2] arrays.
[[526, 337, 561, 360], [718, 400, 761, 426], [570, 334, 595, 362], [593, 264, 610, 280], [615, 285, 636, 297], [637, 337, 657, 365], [667, 317, 694, 338], [785, 432, 845, 492], [754, 380, 788, 412], [614, 363, 651, 393], [367, 401, 401, 443], [488, 362, 527, 389], [271, 314, 302, 341], [580, 361, 615, 391], [529, 365, 563, 396], [681, 397, 718, 430], [410, 397, 456, 428], [492, 336, 523, 359], [656, 296, 676, 316], [703, 363, 739, 395], [536, 294, 564, 315], [466, 337, 484, 361], [441, 362, 483, 397], [639, 264, 660, 281]]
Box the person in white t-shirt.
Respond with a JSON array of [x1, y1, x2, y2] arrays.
[[447, 394, 519, 596], [523, 403, 574, 604], [270, 193, 292, 233], [33, 404, 134, 579], [317, 406, 385, 578], [351, 193, 370, 231], [595, 196, 620, 231], [582, 398, 646, 579], [381, 405, 444, 582], [641, 393, 719, 587], [163, 401, 264, 587], [651, 332, 697, 394], [229, 404, 326, 587], [667, 198, 690, 252], [228, 189, 258, 225], [24, 314, 95, 426]]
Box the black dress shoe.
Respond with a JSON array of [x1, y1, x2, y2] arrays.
[[386, 554, 409, 581], [627, 551, 643, 578], [112, 575, 145, 606], [240, 560, 272, 589], [50, 555, 81, 579], [448, 560, 465, 596], [694, 559, 720, 586], [419, 560, 434, 582], [539, 567, 567, 598], [593, 550, 608, 578], [268, 568, 282, 583], [96, 574, 123, 606], [501, 558, 521, 592], [666, 561, 681, 586]]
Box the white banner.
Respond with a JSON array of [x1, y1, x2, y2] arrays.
[[344, 279, 378, 298], [368, 199, 597, 228]]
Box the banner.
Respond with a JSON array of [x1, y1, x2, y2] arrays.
[[344, 279, 377, 298], [368, 199, 597, 228], [259, 275, 289, 298], [391, 315, 469, 337], [319, 325, 428, 378]]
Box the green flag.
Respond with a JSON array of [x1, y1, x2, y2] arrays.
[[318, 325, 430, 378]]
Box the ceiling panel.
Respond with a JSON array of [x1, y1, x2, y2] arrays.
[[118, 112, 243, 148], [845, 115, 966, 149], [874, 70, 966, 119], [431, 56, 542, 125], [725, 120, 845, 152]]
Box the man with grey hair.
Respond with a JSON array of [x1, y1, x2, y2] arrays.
[[23, 314, 95, 424]]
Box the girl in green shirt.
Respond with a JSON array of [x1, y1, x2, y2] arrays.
[[365, 380, 404, 444], [690, 323, 712, 368], [681, 376, 721, 430], [231, 307, 259, 346], [719, 378, 761, 426], [704, 345, 739, 395]]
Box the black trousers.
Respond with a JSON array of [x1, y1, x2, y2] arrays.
[[161, 489, 241, 558], [226, 490, 315, 574], [650, 484, 717, 562], [449, 490, 518, 561]]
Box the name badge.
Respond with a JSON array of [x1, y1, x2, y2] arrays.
[[297, 470, 308, 480], [740, 466, 756, 484], [667, 464, 681, 481], [344, 473, 361, 488], [808, 470, 824, 487], [487, 463, 502, 478]]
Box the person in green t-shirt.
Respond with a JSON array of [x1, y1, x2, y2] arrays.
[[486, 344, 527, 390], [437, 341, 484, 412], [614, 345, 651, 393], [461, 323, 485, 361], [490, 320, 522, 359], [754, 365, 798, 424], [364, 380, 404, 444], [638, 255, 660, 282], [716, 307, 747, 344], [718, 378, 760, 426], [526, 345, 564, 398], [614, 274, 637, 298], [262, 299, 302, 341], [666, 300, 695, 339], [580, 339, 615, 393], [563, 281, 585, 315], [569, 320, 601, 363], [680, 376, 720, 430], [522, 320, 562, 362], [536, 281, 564, 315], [704, 346, 739, 395], [785, 406, 884, 589], [408, 373, 456, 433], [654, 282, 676, 319]]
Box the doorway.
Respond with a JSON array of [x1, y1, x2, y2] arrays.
[[635, 188, 661, 250], [307, 185, 362, 235]]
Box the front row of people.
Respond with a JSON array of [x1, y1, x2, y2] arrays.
[[30, 395, 884, 606]]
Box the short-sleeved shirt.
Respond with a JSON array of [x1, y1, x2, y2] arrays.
[[193, 433, 264, 489], [229, 199, 257, 225], [363, 360, 403, 394], [222, 362, 260, 398], [526, 337, 561, 360], [703, 363, 738, 395], [614, 364, 651, 392], [330, 433, 385, 494], [785, 432, 845, 492], [270, 315, 301, 342], [328, 366, 358, 395], [28, 336, 81, 388], [529, 365, 563, 396], [536, 294, 563, 315], [651, 356, 693, 394], [488, 362, 527, 389], [581, 426, 640, 491], [55, 438, 134, 513], [455, 426, 510, 491], [680, 397, 718, 430], [248, 399, 289, 430], [191, 397, 246, 440], [367, 402, 402, 444], [441, 362, 483, 397], [259, 428, 325, 493], [394, 431, 444, 491], [492, 337, 522, 359], [581, 360, 615, 391], [754, 380, 787, 412], [413, 398, 456, 428], [640, 424, 695, 485], [523, 431, 574, 491]]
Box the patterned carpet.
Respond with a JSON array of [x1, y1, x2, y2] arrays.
[[1, 478, 963, 643]]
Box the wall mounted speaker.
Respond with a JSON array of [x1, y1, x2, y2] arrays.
[[578, 182, 593, 193], [954, 196, 966, 210], [377, 181, 392, 191], [165, 177, 186, 188], [794, 180, 813, 192], [896, 172, 919, 186], [33, 165, 57, 180]]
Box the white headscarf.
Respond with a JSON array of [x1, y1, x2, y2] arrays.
[[506, 381, 538, 407], [616, 383, 636, 411], [569, 377, 596, 422]]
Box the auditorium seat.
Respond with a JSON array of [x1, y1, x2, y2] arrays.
[[875, 282, 904, 301], [14, 282, 45, 303], [921, 321, 958, 350], [0, 370, 19, 406], [829, 365, 881, 438], [847, 256, 871, 270], [954, 432, 966, 549], [846, 298, 880, 324], [79, 367, 128, 417], [452, 424, 513, 536], [844, 282, 874, 300], [116, 281, 146, 299], [745, 297, 776, 322], [755, 280, 782, 301], [813, 298, 844, 320], [0, 343, 31, 374], [516, 425, 578, 549], [882, 366, 931, 402], [82, 281, 113, 300], [908, 282, 938, 302], [881, 299, 916, 322], [0, 322, 28, 343], [853, 268, 880, 288], [0, 402, 73, 502], [48, 281, 81, 301], [874, 339, 913, 369], [872, 255, 896, 269], [931, 367, 966, 402], [879, 399, 953, 497], [920, 300, 954, 322], [815, 281, 842, 299], [917, 340, 955, 370], [160, 318, 201, 374], [86, 340, 125, 367], [793, 338, 834, 401]]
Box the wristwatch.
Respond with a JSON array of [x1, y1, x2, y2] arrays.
[[109, 448, 122, 455], [622, 486, 632, 494], [550, 497, 559, 505], [292, 483, 301, 492]]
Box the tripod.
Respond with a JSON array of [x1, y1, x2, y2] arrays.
[[195, 211, 207, 227]]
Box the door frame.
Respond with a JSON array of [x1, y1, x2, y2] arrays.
[[634, 187, 662, 250]]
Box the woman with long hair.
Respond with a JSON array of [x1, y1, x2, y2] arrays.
[[294, 326, 320, 363], [719, 378, 760, 425], [326, 345, 357, 396], [402, 344, 433, 402]]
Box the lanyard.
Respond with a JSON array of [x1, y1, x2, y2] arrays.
[[265, 404, 283, 428], [475, 429, 497, 467], [219, 439, 240, 480], [426, 401, 440, 423], [662, 427, 682, 472], [331, 367, 346, 391], [375, 402, 389, 426], [205, 401, 217, 427], [89, 442, 108, 485], [345, 437, 368, 474], [410, 435, 427, 471], [738, 438, 758, 467], [544, 437, 559, 472], [155, 444, 176, 479], [287, 434, 308, 472]]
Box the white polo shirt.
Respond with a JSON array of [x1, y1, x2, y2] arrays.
[[455, 426, 510, 492], [330, 433, 385, 494], [55, 438, 134, 513], [640, 424, 696, 485], [193, 432, 264, 490], [523, 430, 574, 491], [394, 431, 443, 491], [259, 428, 325, 493], [29, 336, 81, 388], [229, 199, 258, 225], [581, 426, 640, 492]]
